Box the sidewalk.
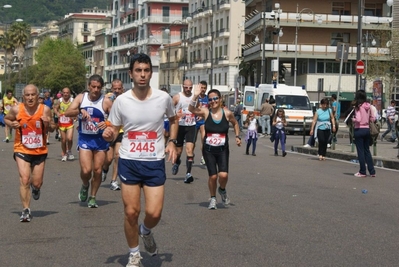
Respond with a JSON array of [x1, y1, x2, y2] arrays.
[[291, 123, 399, 170]]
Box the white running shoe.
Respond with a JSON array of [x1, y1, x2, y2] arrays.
[[208, 198, 217, 210], [61, 155, 67, 162], [126, 252, 142, 267], [67, 153, 74, 161]]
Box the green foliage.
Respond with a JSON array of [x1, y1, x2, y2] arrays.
[[33, 38, 86, 93], [0, 0, 110, 25]]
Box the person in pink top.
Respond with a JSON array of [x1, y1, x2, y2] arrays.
[[352, 90, 376, 177]]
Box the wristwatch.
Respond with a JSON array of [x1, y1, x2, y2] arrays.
[[168, 139, 178, 145]]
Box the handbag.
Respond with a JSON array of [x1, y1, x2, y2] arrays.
[[369, 109, 380, 139]]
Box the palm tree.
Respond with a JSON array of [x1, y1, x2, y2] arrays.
[[8, 21, 30, 83], [0, 29, 14, 89]]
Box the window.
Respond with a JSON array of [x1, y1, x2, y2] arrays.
[[364, 3, 383, 16], [147, 6, 150, 16], [332, 2, 351, 15], [182, 7, 189, 19], [83, 22, 88, 31], [162, 6, 170, 17], [224, 44, 228, 56], [218, 73, 221, 85], [224, 73, 227, 85], [219, 46, 222, 58], [330, 33, 350, 46]]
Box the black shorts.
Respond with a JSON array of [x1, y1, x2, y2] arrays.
[[110, 132, 123, 147], [14, 152, 47, 167], [202, 145, 229, 176], [176, 125, 196, 147]]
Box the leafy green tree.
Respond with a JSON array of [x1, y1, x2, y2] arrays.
[[33, 37, 86, 93]]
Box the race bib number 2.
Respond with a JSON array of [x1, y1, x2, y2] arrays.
[[205, 133, 226, 146], [22, 129, 43, 149], [128, 131, 157, 158]]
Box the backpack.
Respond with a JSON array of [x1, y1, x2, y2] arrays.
[[369, 108, 380, 139]]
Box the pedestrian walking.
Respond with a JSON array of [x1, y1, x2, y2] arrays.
[[233, 98, 243, 132], [259, 98, 274, 136], [381, 100, 397, 142], [310, 98, 336, 160]]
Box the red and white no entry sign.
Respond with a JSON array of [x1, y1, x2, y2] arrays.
[[356, 60, 365, 75]]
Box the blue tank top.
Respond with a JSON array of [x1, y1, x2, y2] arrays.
[[44, 98, 52, 109]]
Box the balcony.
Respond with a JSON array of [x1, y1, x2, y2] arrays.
[[243, 43, 391, 62], [217, 0, 230, 11], [160, 62, 179, 70], [81, 28, 91, 34]]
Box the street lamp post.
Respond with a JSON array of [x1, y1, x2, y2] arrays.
[[272, 3, 283, 85], [294, 5, 322, 86], [260, 8, 267, 84], [1, 4, 12, 89], [355, 0, 363, 91]]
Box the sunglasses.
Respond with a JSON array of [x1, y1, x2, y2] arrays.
[[183, 86, 192, 89], [209, 97, 219, 102]]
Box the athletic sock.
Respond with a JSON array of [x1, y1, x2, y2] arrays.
[[129, 246, 140, 254], [186, 156, 194, 173], [140, 224, 151, 235]]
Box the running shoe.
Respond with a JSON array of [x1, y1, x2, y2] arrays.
[[31, 185, 40, 200], [55, 133, 59, 140], [208, 197, 217, 210], [126, 252, 142, 267], [184, 173, 194, 183], [79, 184, 89, 202], [61, 155, 67, 162], [67, 153, 74, 161], [354, 172, 367, 178], [171, 162, 180, 175], [110, 180, 121, 191], [87, 196, 98, 208], [200, 156, 206, 165], [282, 151, 287, 157], [20, 208, 32, 222], [3, 138, 9, 143], [303, 144, 311, 148], [218, 187, 230, 206], [370, 174, 376, 177], [101, 169, 108, 182], [139, 224, 158, 256]]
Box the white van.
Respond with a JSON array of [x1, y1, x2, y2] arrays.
[[242, 84, 314, 133]]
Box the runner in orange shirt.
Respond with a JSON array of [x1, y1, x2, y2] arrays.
[[4, 84, 56, 222]]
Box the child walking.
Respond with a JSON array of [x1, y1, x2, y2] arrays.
[[244, 111, 258, 156], [273, 108, 287, 157]]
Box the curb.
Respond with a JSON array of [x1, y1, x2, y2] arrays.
[[292, 146, 399, 170]]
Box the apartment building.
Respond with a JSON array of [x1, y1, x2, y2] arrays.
[[186, 0, 245, 92], [104, 0, 190, 90], [243, 0, 394, 111]]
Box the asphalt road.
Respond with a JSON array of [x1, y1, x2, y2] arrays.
[[1, 131, 399, 267]]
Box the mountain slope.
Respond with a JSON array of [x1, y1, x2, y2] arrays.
[[0, 0, 110, 25]]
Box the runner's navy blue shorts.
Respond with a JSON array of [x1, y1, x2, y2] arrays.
[[118, 158, 166, 186]]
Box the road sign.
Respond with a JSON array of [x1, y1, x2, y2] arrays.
[[356, 60, 365, 75]]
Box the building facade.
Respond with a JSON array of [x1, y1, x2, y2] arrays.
[[104, 0, 190, 90], [243, 0, 393, 109], [185, 0, 246, 92]]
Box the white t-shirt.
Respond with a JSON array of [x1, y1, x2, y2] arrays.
[[175, 92, 196, 126], [108, 88, 175, 161], [248, 119, 257, 131]]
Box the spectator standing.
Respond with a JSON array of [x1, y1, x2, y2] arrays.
[[233, 98, 243, 132], [259, 99, 274, 136], [352, 90, 376, 177]]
